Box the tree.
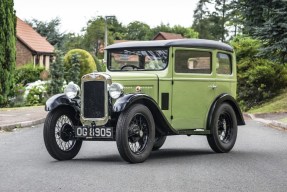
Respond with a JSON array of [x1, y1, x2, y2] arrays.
[[152, 23, 173, 36], [49, 51, 65, 95], [239, 0, 287, 63], [253, 0, 287, 63], [171, 25, 199, 38], [0, 0, 16, 106], [192, 0, 240, 41], [66, 54, 80, 85], [239, 0, 272, 35], [125, 21, 152, 40], [82, 16, 106, 56], [61, 33, 85, 53], [26, 17, 65, 49]]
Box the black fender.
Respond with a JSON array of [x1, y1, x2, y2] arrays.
[[45, 93, 80, 114], [113, 94, 177, 135], [207, 94, 245, 130]]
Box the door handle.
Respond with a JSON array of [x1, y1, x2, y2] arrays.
[[208, 84, 217, 89]]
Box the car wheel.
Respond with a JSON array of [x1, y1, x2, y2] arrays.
[[43, 108, 82, 160], [116, 104, 155, 163], [152, 135, 167, 151], [207, 103, 237, 153]]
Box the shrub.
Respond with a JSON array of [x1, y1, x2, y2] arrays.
[[66, 53, 81, 85], [25, 80, 48, 106], [237, 58, 287, 110], [48, 50, 65, 95], [15, 64, 45, 85], [64, 49, 96, 80], [230, 35, 261, 62], [8, 83, 26, 107]]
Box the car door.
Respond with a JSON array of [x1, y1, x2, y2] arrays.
[[171, 48, 216, 130], [215, 51, 236, 98]]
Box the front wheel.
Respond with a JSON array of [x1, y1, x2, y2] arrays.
[[152, 135, 167, 151], [116, 104, 155, 163], [207, 103, 237, 153], [43, 108, 82, 160]]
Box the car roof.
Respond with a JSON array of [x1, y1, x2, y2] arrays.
[[106, 39, 233, 52]]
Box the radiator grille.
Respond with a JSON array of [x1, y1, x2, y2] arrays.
[[83, 81, 105, 118]]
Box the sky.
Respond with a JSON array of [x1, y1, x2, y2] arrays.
[[14, 0, 199, 34]]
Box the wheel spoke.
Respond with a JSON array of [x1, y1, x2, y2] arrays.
[[54, 115, 76, 151], [127, 113, 149, 154]]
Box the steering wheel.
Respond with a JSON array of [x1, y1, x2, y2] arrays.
[[120, 64, 140, 70]]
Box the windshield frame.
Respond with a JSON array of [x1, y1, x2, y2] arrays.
[[107, 47, 169, 72]]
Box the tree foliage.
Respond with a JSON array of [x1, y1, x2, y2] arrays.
[[26, 17, 65, 48], [66, 54, 81, 85], [64, 49, 96, 80], [231, 36, 287, 110], [49, 51, 65, 95], [125, 21, 153, 40], [0, 0, 16, 106]]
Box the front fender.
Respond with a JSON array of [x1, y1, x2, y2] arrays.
[[113, 94, 148, 112], [45, 93, 80, 112], [113, 93, 177, 135]]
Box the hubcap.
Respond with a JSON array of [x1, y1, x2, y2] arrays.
[[128, 113, 149, 154], [55, 115, 76, 151], [217, 112, 232, 143]]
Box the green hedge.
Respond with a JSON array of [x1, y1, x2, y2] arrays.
[[64, 49, 96, 80], [15, 64, 45, 85]]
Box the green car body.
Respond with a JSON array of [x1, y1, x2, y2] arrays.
[[44, 39, 245, 163]]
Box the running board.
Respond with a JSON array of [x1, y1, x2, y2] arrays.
[[177, 129, 210, 135]]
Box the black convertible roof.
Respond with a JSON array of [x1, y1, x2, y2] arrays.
[[106, 39, 233, 52]]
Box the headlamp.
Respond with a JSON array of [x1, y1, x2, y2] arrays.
[[108, 83, 124, 99], [64, 82, 80, 99]]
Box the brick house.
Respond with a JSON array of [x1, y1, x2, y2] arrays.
[[16, 17, 54, 69], [153, 32, 183, 40]]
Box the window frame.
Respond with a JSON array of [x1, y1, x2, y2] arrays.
[[216, 52, 233, 75], [174, 49, 213, 74]]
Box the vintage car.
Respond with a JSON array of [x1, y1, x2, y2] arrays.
[[43, 39, 245, 163]]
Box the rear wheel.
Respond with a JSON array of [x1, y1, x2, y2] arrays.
[[116, 104, 155, 163], [207, 103, 237, 153], [43, 108, 82, 160]]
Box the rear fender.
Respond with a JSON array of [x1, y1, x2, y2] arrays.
[[207, 94, 245, 130]]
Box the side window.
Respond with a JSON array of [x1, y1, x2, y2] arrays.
[[217, 53, 232, 75], [175, 50, 211, 74]]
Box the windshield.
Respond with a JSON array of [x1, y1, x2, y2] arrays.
[[108, 48, 168, 71]]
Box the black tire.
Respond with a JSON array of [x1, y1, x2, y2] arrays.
[[116, 104, 155, 163], [43, 108, 82, 160], [207, 103, 237, 153], [152, 135, 167, 151]]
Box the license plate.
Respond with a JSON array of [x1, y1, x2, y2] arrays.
[[75, 126, 113, 139]]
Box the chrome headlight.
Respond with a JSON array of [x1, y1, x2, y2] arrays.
[[64, 82, 80, 99], [108, 83, 123, 99]]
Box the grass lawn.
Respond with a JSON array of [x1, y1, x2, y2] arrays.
[[248, 89, 287, 114]]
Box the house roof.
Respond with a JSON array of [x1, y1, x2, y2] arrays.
[[16, 17, 54, 54], [106, 39, 233, 52], [153, 32, 184, 40]]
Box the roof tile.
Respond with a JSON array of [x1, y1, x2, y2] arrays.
[[16, 17, 54, 53]]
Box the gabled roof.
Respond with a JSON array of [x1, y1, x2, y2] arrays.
[[16, 17, 54, 54], [153, 32, 183, 40]]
